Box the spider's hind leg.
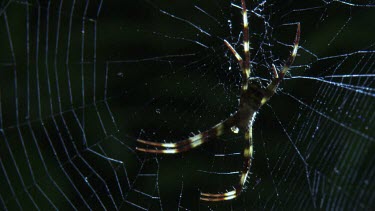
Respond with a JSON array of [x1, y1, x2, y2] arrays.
[[200, 128, 253, 201], [136, 120, 230, 154]]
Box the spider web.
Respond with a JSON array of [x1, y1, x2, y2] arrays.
[[0, 0, 374, 210]]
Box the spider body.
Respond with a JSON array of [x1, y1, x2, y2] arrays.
[[238, 82, 266, 121], [136, 0, 300, 202]]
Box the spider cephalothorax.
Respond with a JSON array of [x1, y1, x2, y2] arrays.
[[136, 0, 300, 202]]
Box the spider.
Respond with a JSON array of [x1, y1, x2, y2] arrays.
[[136, 0, 300, 202]]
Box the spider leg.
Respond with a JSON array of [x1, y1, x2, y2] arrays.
[[279, 22, 301, 78], [262, 23, 301, 104], [241, 0, 251, 80], [224, 39, 250, 91], [136, 118, 235, 154], [224, 40, 243, 70], [224, 0, 251, 93], [200, 128, 253, 201]]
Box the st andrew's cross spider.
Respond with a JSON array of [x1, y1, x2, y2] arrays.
[[136, 0, 300, 202]]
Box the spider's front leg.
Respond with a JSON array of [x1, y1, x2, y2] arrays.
[[262, 23, 301, 105]]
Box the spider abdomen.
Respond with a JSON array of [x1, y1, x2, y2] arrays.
[[233, 83, 264, 126]]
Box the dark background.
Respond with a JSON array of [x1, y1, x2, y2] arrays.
[[0, 0, 374, 210]]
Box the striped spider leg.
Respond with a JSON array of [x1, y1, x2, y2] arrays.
[[136, 0, 301, 202]]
